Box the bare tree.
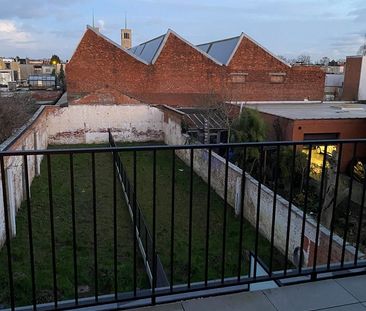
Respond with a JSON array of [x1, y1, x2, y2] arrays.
[[297, 54, 312, 65], [319, 56, 330, 66], [0, 93, 37, 143], [321, 151, 349, 228], [358, 34, 366, 55]]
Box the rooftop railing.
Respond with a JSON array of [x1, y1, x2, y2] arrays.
[[0, 137, 366, 310]]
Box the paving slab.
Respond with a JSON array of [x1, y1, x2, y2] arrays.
[[319, 303, 366, 310], [182, 291, 276, 311], [129, 302, 184, 311], [336, 275, 366, 302], [263, 279, 358, 311]]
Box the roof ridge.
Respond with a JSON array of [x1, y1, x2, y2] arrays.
[[130, 33, 166, 50], [151, 29, 223, 66], [242, 33, 292, 68], [86, 25, 149, 65], [225, 33, 245, 65], [197, 34, 241, 47]]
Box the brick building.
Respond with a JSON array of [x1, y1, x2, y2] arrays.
[[342, 55, 366, 101], [66, 26, 325, 106], [238, 102, 366, 171]]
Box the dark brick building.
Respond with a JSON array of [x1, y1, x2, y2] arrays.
[[66, 26, 325, 106]]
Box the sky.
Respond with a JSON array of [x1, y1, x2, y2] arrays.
[[0, 0, 365, 62]]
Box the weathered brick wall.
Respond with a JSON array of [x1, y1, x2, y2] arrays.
[[343, 56, 362, 101], [66, 28, 325, 106]]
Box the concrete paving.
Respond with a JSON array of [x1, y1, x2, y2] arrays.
[[130, 274, 366, 311]]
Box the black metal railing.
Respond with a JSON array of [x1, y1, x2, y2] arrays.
[[108, 130, 169, 289], [0, 138, 366, 310]]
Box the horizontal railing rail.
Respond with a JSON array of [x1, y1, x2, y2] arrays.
[[2, 138, 366, 156], [0, 138, 365, 310]]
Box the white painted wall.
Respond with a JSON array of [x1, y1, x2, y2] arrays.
[[163, 109, 361, 267], [0, 107, 48, 247], [47, 105, 164, 144], [358, 56, 366, 101], [0, 104, 164, 247]]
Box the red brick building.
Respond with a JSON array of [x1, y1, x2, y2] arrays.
[[66, 26, 325, 106]]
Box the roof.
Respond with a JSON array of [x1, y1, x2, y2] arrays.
[[86, 25, 291, 67], [177, 108, 227, 130], [244, 102, 366, 120], [197, 36, 241, 65], [130, 34, 165, 63], [325, 74, 344, 87]]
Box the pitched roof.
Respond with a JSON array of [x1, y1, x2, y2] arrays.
[[129, 30, 223, 65], [85, 26, 149, 65], [130, 34, 166, 64], [85, 25, 290, 67], [197, 36, 241, 65]]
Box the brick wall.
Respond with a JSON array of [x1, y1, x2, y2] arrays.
[[66, 28, 325, 106], [343, 56, 362, 101]]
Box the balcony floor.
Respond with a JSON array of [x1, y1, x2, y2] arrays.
[[129, 274, 366, 311]]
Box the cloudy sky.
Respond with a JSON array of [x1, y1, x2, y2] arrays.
[[0, 0, 365, 62]]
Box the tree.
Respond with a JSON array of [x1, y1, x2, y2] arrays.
[[319, 56, 330, 66], [297, 54, 312, 65], [357, 34, 366, 55], [320, 150, 349, 228], [50, 54, 61, 65], [230, 108, 266, 173], [358, 44, 366, 56], [277, 55, 289, 63], [278, 147, 308, 193], [58, 64, 65, 90]]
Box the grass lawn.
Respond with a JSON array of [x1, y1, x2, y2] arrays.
[[0, 145, 148, 308], [118, 144, 286, 285], [0, 142, 287, 308]]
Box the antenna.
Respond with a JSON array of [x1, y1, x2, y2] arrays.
[[92, 9, 95, 28], [125, 12, 127, 29]]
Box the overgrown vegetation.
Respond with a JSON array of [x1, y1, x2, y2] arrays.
[[229, 109, 365, 251], [0, 93, 38, 144]]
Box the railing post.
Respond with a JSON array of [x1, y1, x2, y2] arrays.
[[0, 156, 15, 310]]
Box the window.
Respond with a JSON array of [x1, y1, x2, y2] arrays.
[[5, 63, 10, 69], [269, 73, 286, 84], [124, 32, 130, 39], [230, 72, 248, 83]]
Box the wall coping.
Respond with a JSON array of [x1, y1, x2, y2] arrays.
[[209, 148, 360, 255], [0, 106, 48, 151]]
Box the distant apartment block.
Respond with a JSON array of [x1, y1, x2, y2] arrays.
[[0, 58, 20, 87]]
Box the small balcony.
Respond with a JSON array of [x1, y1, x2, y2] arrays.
[[0, 133, 365, 310]]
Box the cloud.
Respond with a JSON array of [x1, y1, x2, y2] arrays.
[[0, 20, 33, 45], [348, 7, 366, 22], [97, 19, 105, 31], [0, 0, 87, 19]]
